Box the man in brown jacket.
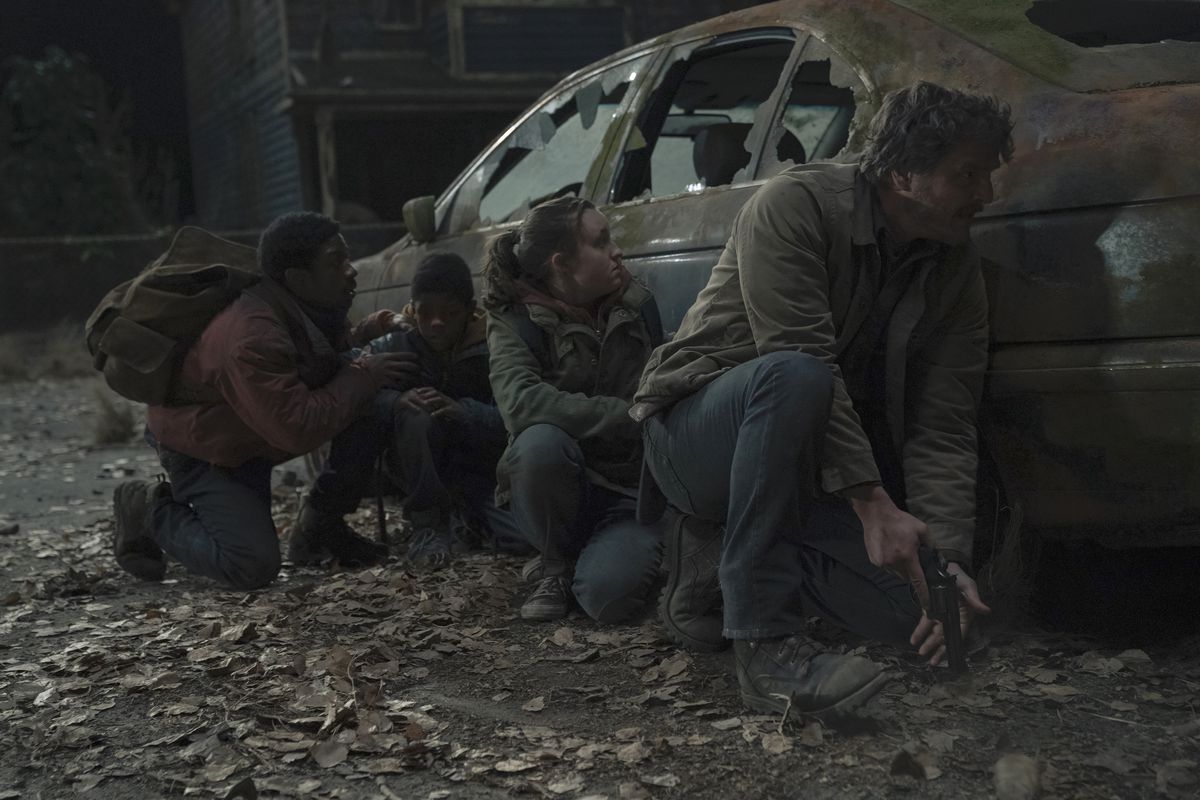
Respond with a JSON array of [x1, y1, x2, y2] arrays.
[[111, 212, 417, 590], [633, 82, 1013, 718]]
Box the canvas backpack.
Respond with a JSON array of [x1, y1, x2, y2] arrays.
[[84, 227, 260, 405]]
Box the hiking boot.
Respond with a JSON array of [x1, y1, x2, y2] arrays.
[[734, 635, 891, 720], [659, 514, 725, 652], [520, 575, 572, 621], [289, 502, 389, 567], [112, 479, 170, 581]]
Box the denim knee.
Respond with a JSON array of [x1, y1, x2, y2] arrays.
[[755, 351, 833, 404], [572, 524, 662, 624], [221, 544, 281, 591], [507, 425, 585, 481]]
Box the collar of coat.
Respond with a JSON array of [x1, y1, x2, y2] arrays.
[[524, 277, 652, 334]]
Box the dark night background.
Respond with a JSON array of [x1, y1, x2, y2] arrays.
[[0, 0, 195, 219]]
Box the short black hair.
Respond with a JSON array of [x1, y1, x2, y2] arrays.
[[258, 211, 341, 281], [411, 251, 474, 304], [859, 81, 1014, 185]]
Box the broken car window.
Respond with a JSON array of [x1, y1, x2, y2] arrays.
[[472, 54, 649, 226], [614, 37, 795, 202], [757, 57, 856, 181]]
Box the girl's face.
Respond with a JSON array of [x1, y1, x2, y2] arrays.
[[550, 209, 624, 307]]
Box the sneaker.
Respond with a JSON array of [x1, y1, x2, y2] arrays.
[[289, 502, 389, 567], [520, 575, 572, 621], [659, 513, 725, 652], [734, 635, 891, 720], [406, 526, 452, 569], [112, 479, 170, 581], [520, 555, 543, 583]]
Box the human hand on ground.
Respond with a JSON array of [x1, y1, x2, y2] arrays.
[[361, 351, 421, 388], [908, 563, 992, 665]]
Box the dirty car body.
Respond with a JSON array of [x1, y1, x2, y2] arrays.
[[351, 0, 1200, 550]]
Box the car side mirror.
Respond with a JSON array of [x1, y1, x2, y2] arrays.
[[402, 195, 437, 243]]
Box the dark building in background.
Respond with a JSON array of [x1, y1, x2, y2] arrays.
[[178, 0, 761, 230]]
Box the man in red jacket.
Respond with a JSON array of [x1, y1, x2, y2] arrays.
[[111, 212, 417, 589]]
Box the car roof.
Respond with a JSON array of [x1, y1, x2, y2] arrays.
[[597, 0, 1200, 95], [894, 0, 1200, 92]]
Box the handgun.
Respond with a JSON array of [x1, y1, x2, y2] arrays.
[[917, 545, 967, 674]]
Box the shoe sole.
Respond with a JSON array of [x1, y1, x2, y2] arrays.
[[658, 518, 727, 653], [519, 606, 568, 621], [740, 671, 893, 722]]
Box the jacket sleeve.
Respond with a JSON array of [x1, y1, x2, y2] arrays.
[[735, 178, 880, 493], [217, 317, 379, 456], [901, 267, 989, 565], [487, 311, 639, 441]]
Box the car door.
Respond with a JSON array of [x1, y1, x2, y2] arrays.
[[599, 27, 866, 334], [365, 48, 658, 313]]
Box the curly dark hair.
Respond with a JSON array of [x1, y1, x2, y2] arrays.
[[859, 81, 1014, 185], [258, 211, 341, 281]]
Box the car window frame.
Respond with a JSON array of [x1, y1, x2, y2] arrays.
[[431, 46, 661, 239], [752, 33, 873, 181], [602, 27, 809, 207]]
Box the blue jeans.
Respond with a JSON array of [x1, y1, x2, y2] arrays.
[[389, 407, 528, 552], [507, 424, 662, 623], [643, 351, 921, 642], [150, 391, 400, 589]]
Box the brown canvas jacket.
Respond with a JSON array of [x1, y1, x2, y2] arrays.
[[631, 162, 988, 562], [488, 279, 658, 502]]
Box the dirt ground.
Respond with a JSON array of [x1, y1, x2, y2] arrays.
[[1, 378, 1198, 800]]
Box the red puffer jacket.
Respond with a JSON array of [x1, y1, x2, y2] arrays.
[[147, 292, 392, 468]]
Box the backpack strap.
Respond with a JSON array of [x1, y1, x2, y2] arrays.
[[514, 307, 554, 373], [641, 296, 664, 348]]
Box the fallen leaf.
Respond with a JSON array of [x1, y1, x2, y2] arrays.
[[799, 722, 824, 748], [616, 741, 651, 764], [993, 753, 1039, 800], [494, 758, 538, 773], [309, 740, 349, 768], [761, 732, 792, 754], [1083, 751, 1136, 775], [640, 772, 680, 787], [618, 782, 650, 799], [711, 717, 742, 731], [547, 775, 585, 794], [522, 696, 546, 713]]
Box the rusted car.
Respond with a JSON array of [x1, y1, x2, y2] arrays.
[[349, 0, 1200, 552]]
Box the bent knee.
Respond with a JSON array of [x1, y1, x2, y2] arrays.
[[760, 351, 832, 394], [572, 530, 662, 624], [508, 424, 584, 475], [223, 550, 281, 591]]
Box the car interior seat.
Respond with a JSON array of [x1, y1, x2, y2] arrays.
[[692, 122, 754, 187], [692, 123, 809, 187]]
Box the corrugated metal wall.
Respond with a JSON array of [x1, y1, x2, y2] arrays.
[[181, 0, 302, 229]]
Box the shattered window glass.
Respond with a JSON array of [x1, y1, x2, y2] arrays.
[[614, 38, 793, 202], [757, 57, 856, 181], [471, 54, 648, 226]]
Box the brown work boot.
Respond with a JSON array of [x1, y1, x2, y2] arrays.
[[289, 502, 389, 567], [659, 513, 725, 651], [734, 635, 891, 720], [112, 479, 170, 581]]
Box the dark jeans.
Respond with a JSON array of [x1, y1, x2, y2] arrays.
[[507, 424, 662, 623], [389, 408, 527, 552], [150, 391, 400, 589], [642, 351, 921, 643]]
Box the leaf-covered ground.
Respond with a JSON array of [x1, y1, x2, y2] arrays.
[[1, 379, 1198, 799]]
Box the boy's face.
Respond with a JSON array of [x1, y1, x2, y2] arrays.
[[414, 293, 473, 353]]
